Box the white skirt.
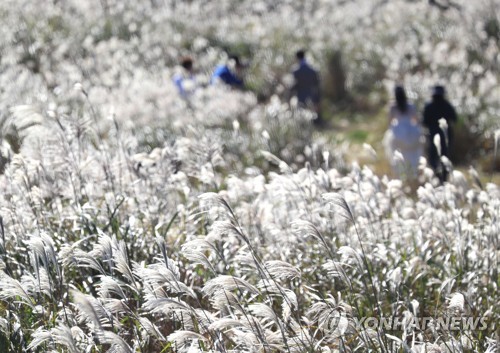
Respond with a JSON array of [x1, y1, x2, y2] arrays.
[[383, 120, 423, 178]]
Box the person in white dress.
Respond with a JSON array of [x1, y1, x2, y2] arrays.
[[383, 85, 423, 180]]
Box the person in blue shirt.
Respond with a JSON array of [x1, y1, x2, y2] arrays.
[[210, 55, 244, 88], [173, 56, 196, 97]]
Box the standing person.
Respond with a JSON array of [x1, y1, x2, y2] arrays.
[[173, 56, 197, 97], [422, 85, 457, 183], [210, 55, 245, 88], [383, 85, 423, 179], [290, 49, 323, 126]]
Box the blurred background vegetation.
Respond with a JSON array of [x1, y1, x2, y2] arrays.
[[0, 0, 499, 178]]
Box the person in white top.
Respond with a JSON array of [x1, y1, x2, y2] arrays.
[[383, 85, 423, 180]]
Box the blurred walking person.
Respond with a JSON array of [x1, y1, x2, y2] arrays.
[[383, 85, 423, 180], [290, 49, 323, 126], [210, 55, 245, 88], [422, 85, 457, 183], [173, 56, 197, 98]]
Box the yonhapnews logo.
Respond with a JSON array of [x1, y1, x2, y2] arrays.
[[352, 316, 490, 331], [323, 313, 492, 332]]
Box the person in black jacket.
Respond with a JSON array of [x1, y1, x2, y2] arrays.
[[422, 85, 457, 182], [290, 49, 323, 126]]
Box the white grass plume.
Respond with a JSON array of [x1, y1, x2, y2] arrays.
[[139, 317, 166, 341], [439, 118, 448, 147], [181, 250, 216, 274], [323, 260, 352, 286], [307, 298, 336, 324], [440, 155, 453, 174], [155, 235, 181, 279], [226, 327, 261, 349], [50, 324, 80, 353], [0, 273, 35, 308], [89, 234, 114, 274], [134, 263, 196, 298], [71, 290, 117, 330], [392, 150, 405, 165], [202, 275, 258, 297], [494, 129, 500, 161], [264, 260, 300, 280], [260, 150, 293, 174], [447, 292, 465, 311], [102, 297, 131, 314], [87, 232, 116, 274], [208, 318, 250, 331], [248, 303, 278, 324], [21, 268, 52, 297], [291, 220, 333, 256], [433, 134, 442, 157], [8, 105, 44, 133], [26, 232, 59, 278], [337, 246, 364, 273], [322, 193, 355, 223], [264, 329, 286, 350], [71, 248, 107, 274], [95, 330, 133, 353], [181, 238, 218, 273], [363, 143, 378, 161], [208, 289, 240, 311], [234, 248, 258, 271], [112, 240, 137, 289], [468, 166, 483, 190], [26, 327, 52, 351], [256, 279, 298, 312], [167, 330, 208, 350], [198, 192, 233, 216], [95, 275, 128, 300], [58, 235, 96, 269], [142, 297, 192, 318]]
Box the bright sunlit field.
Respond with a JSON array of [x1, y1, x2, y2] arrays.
[[0, 1, 498, 352]]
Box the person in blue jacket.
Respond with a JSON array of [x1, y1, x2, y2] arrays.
[[173, 56, 197, 97], [211, 55, 244, 88]]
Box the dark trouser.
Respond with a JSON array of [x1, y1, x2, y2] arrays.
[[298, 97, 323, 126]]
